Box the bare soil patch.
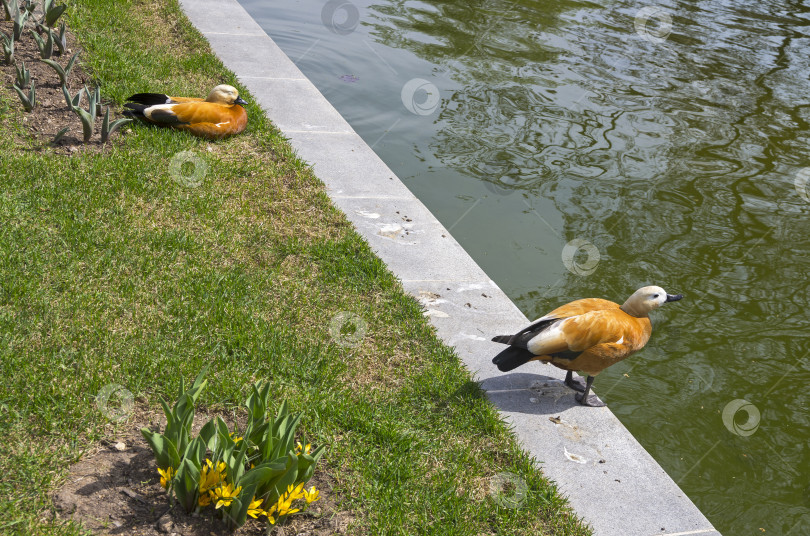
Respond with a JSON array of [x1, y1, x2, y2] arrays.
[[0, 19, 129, 154], [53, 412, 353, 535]]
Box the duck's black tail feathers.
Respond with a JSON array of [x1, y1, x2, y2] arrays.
[[124, 93, 174, 119], [122, 103, 148, 118], [491, 335, 512, 344], [126, 93, 173, 106], [491, 346, 536, 372]]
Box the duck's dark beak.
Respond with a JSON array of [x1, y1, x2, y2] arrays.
[[234, 97, 248, 106], [666, 294, 683, 302]]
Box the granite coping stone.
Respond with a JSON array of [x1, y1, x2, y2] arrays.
[[284, 131, 415, 199], [203, 33, 307, 80], [177, 1, 722, 534], [180, 0, 266, 36], [248, 79, 355, 134]]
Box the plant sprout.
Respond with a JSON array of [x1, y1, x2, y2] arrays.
[[40, 50, 78, 87], [61, 84, 82, 110], [52, 126, 68, 144], [71, 103, 93, 142], [42, 0, 64, 27], [0, 0, 21, 22], [101, 107, 132, 143], [53, 20, 66, 54], [14, 61, 29, 87], [11, 3, 28, 40], [13, 79, 35, 111], [86, 84, 101, 123], [31, 27, 54, 59], [1, 30, 13, 65]]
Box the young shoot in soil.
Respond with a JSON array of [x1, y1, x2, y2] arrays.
[[12, 79, 35, 111], [40, 49, 78, 87]]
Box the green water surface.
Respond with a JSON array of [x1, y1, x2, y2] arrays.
[[240, 0, 810, 532]]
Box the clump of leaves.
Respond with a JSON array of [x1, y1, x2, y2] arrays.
[[31, 27, 53, 59], [0, 0, 31, 21], [52, 126, 68, 144], [14, 61, 29, 87], [1, 0, 18, 23], [141, 368, 325, 531], [61, 84, 82, 110], [13, 79, 35, 111], [53, 20, 65, 54], [0, 30, 13, 65], [86, 84, 101, 121], [40, 49, 78, 87], [142, 366, 210, 472], [11, 2, 29, 40], [67, 85, 130, 143], [41, 0, 64, 27], [71, 102, 93, 142], [101, 107, 131, 143]]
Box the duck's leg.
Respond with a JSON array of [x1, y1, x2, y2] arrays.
[[564, 370, 587, 392], [575, 376, 606, 407]]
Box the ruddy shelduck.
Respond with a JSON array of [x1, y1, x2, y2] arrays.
[[123, 84, 248, 140], [491, 286, 683, 407]]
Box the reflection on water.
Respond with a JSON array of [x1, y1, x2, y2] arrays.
[[240, 0, 810, 532]]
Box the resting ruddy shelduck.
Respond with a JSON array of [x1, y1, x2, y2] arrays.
[[491, 286, 683, 407], [123, 84, 248, 140]]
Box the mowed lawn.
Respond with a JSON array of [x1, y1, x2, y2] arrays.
[[0, 0, 591, 534]]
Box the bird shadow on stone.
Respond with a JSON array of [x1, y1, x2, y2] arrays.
[[479, 372, 600, 414]]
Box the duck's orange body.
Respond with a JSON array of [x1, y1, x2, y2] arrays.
[[526, 298, 652, 376], [124, 85, 248, 140], [492, 286, 683, 406]]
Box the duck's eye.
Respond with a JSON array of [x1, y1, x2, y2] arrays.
[[653, 294, 659, 299]]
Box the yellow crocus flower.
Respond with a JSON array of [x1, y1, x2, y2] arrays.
[[266, 487, 303, 524], [267, 502, 300, 523], [157, 466, 174, 489], [295, 441, 312, 455], [266, 507, 278, 525], [199, 459, 224, 496], [246, 496, 266, 519], [304, 486, 320, 504], [209, 482, 242, 509], [286, 482, 306, 502]]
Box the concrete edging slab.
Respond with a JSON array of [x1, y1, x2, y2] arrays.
[[177, 1, 722, 534]]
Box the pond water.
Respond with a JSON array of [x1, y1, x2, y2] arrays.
[[238, 0, 810, 533]]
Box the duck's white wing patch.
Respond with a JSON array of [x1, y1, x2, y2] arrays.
[[526, 320, 569, 355], [144, 104, 186, 125]]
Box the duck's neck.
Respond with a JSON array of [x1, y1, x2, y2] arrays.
[[620, 300, 648, 318]]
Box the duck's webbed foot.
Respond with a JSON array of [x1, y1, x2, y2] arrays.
[[574, 375, 606, 407], [575, 392, 606, 407], [564, 370, 587, 393]]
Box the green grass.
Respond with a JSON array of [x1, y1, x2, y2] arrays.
[[0, 0, 591, 534]]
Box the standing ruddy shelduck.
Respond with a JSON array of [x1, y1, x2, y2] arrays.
[[491, 286, 683, 407], [123, 84, 248, 140]]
